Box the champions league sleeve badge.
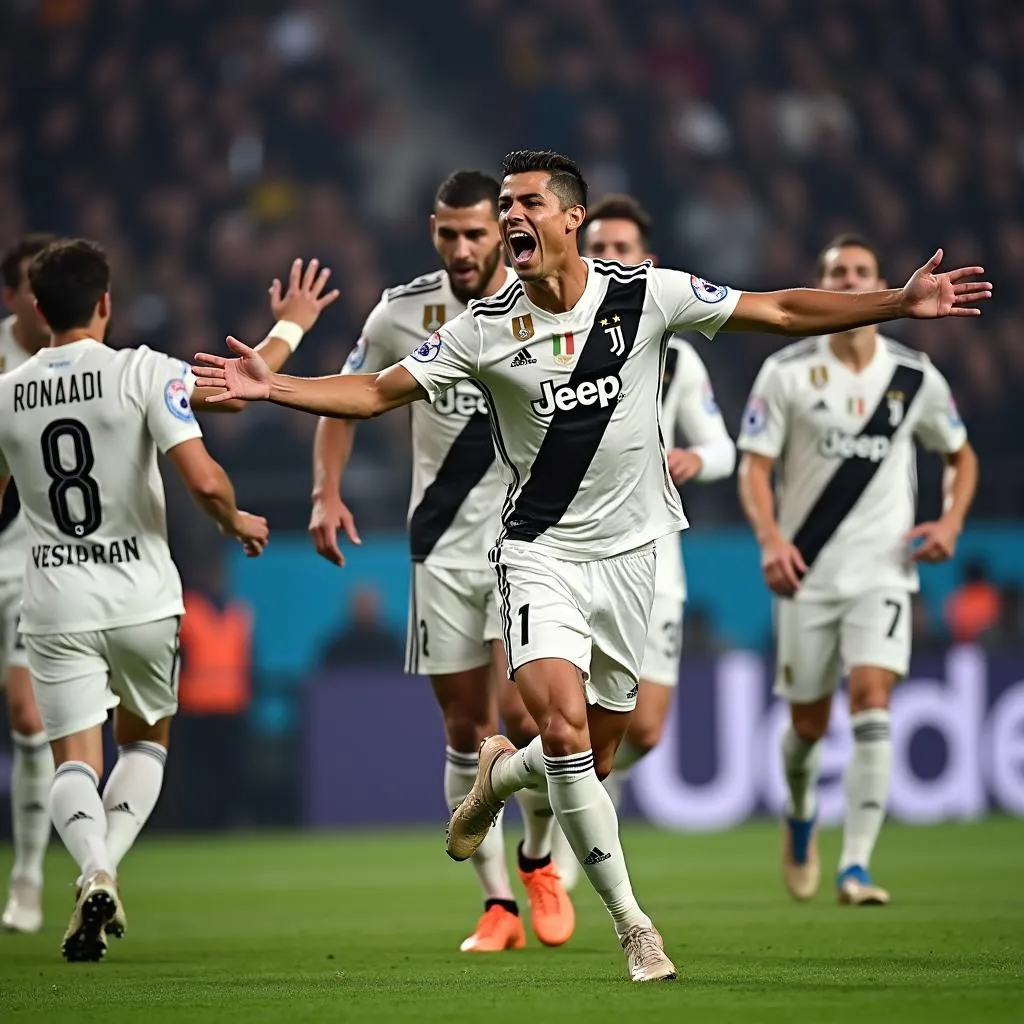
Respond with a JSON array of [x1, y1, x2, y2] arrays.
[[345, 335, 368, 371], [411, 332, 443, 363], [742, 394, 768, 435], [690, 275, 729, 303], [165, 377, 195, 422]]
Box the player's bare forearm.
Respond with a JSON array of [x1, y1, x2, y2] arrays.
[[941, 442, 979, 532], [269, 364, 426, 419], [192, 335, 294, 414], [728, 288, 905, 336], [312, 416, 356, 501], [738, 453, 782, 545]]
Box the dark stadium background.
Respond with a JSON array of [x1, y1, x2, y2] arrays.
[[0, 0, 1021, 832]]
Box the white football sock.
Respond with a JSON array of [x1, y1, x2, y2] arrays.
[[444, 747, 515, 903], [840, 709, 892, 871], [9, 731, 53, 887], [102, 741, 167, 872], [781, 725, 822, 821], [50, 762, 113, 879], [490, 735, 544, 799], [544, 750, 651, 938], [514, 786, 555, 861]]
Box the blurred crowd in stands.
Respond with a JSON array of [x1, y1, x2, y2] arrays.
[[2, 0, 1022, 560]]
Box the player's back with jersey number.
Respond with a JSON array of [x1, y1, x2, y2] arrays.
[[0, 339, 200, 635]]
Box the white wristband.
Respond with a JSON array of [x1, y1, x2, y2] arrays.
[[272, 320, 305, 353]]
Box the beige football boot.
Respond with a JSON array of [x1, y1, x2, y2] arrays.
[[620, 925, 677, 982], [61, 871, 126, 962], [781, 818, 820, 901], [446, 735, 516, 861], [2, 879, 43, 933]]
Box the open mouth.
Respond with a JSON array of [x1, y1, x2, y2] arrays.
[[506, 230, 537, 265]]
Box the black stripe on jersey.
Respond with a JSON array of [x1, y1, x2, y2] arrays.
[[471, 284, 524, 318], [0, 479, 20, 536], [791, 363, 926, 571], [660, 341, 680, 412], [774, 338, 819, 363], [408, 411, 496, 562], [475, 379, 520, 529], [503, 273, 649, 544], [386, 272, 445, 302], [591, 257, 651, 279]]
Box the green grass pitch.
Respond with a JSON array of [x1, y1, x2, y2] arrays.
[[1, 819, 1021, 1022]]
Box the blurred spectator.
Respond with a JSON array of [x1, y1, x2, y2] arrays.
[[319, 585, 405, 669], [984, 585, 1024, 652], [172, 556, 254, 830], [944, 561, 1003, 644], [910, 594, 943, 653]]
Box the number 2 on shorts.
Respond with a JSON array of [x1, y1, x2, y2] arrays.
[[518, 603, 530, 645]]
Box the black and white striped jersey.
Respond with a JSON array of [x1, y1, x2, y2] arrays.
[[342, 267, 516, 569], [0, 316, 32, 583], [400, 259, 740, 562], [738, 334, 968, 601]]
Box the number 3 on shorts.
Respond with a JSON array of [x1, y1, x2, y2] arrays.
[[518, 603, 530, 645], [883, 597, 903, 639]]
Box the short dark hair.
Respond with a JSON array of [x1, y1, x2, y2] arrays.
[[816, 233, 886, 280], [28, 238, 111, 333], [435, 170, 500, 213], [1, 232, 57, 290], [500, 150, 588, 210], [586, 194, 652, 245]]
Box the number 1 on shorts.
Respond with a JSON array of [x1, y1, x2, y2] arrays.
[[518, 603, 530, 645]]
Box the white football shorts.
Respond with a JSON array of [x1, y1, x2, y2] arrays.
[[405, 563, 501, 676], [639, 591, 684, 688], [25, 616, 181, 741], [773, 588, 912, 703], [0, 578, 29, 681], [492, 539, 657, 712]]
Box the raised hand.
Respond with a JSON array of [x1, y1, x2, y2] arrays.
[[270, 257, 341, 332], [901, 250, 992, 319], [192, 336, 273, 403]]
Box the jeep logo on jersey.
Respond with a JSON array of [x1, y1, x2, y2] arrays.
[[530, 376, 622, 416], [819, 428, 891, 462], [434, 388, 489, 417]]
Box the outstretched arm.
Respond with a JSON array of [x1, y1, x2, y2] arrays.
[[192, 336, 426, 418], [725, 250, 992, 336], [191, 258, 340, 414]]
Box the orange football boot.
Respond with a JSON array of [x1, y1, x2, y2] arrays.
[[519, 860, 575, 946], [459, 904, 526, 953]]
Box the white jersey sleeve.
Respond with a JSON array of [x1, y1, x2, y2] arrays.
[[737, 357, 789, 459], [913, 361, 968, 455], [649, 267, 741, 340], [341, 292, 398, 376], [664, 340, 735, 481], [398, 310, 478, 403], [140, 351, 204, 453]]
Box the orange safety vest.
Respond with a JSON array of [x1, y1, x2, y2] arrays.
[[178, 592, 252, 715]]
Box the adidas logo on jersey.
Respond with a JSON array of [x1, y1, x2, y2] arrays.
[[812, 399, 829, 412], [433, 388, 489, 417], [819, 428, 891, 463], [626, 682, 639, 700], [530, 375, 622, 416], [510, 348, 536, 367], [583, 846, 612, 865]]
